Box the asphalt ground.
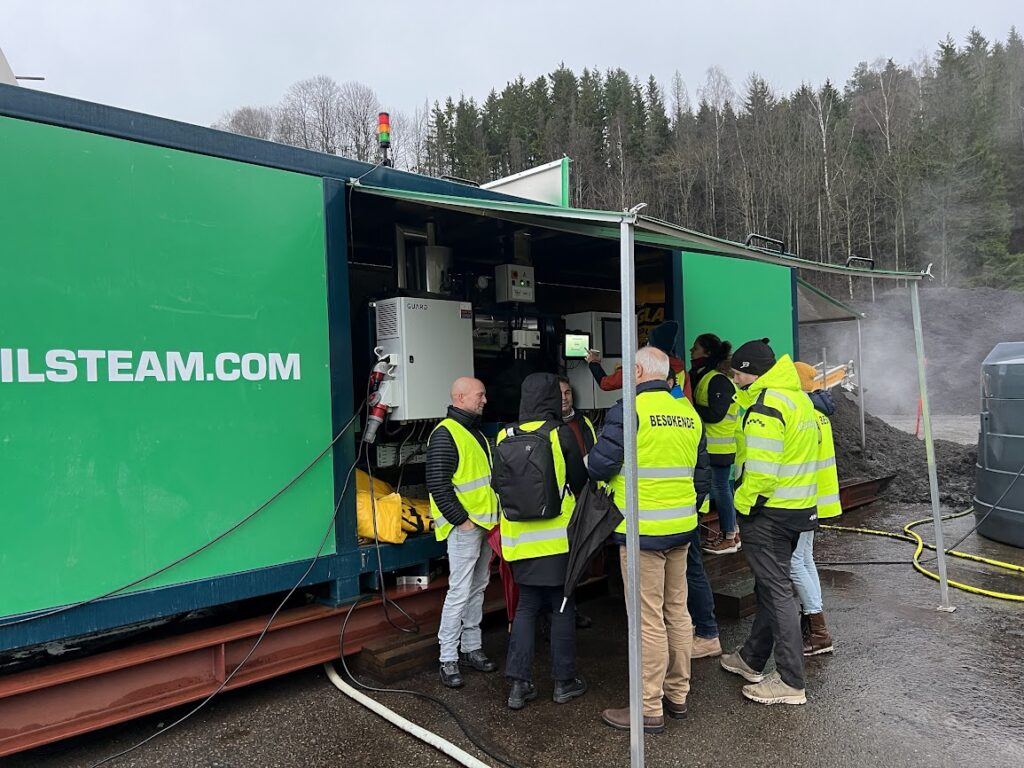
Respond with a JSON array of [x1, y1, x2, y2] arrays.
[[10, 501, 1024, 768]]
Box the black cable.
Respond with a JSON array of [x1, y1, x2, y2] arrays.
[[365, 430, 420, 636], [336, 597, 525, 768], [2, 405, 365, 629], [87, 442, 368, 768], [919, 457, 1024, 563]]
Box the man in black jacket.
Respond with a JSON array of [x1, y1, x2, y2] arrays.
[[427, 377, 500, 689]]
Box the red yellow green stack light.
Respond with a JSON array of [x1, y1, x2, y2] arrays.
[[378, 112, 391, 148]]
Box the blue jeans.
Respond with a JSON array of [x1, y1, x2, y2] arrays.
[[685, 529, 719, 638], [711, 464, 737, 535], [437, 524, 492, 663], [790, 531, 823, 614]]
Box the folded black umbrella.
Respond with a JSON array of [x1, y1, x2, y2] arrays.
[[560, 481, 624, 613]]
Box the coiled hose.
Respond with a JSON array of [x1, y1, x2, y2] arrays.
[[821, 507, 1024, 602]]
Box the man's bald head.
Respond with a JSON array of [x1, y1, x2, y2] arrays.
[[451, 377, 487, 416]]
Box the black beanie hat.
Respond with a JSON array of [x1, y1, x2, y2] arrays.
[[648, 321, 679, 355], [731, 338, 775, 375]]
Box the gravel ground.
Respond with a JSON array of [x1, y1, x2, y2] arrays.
[[11, 502, 1024, 768]]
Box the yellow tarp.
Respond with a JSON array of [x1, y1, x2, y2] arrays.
[[355, 469, 432, 544]]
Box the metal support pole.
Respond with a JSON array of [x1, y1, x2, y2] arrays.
[[619, 217, 644, 768], [855, 319, 866, 453], [909, 282, 955, 612]]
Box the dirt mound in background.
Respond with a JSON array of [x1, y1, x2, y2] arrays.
[[800, 286, 1024, 416], [832, 391, 976, 506]]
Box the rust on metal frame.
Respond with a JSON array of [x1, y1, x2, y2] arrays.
[[0, 579, 502, 758]]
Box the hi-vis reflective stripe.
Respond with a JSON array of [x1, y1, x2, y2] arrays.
[[707, 436, 734, 445], [818, 492, 841, 505], [454, 476, 492, 493], [637, 466, 695, 479], [772, 484, 817, 500], [501, 527, 566, 548], [767, 389, 798, 410], [475, 511, 500, 524], [637, 505, 697, 521], [746, 436, 784, 452], [744, 460, 819, 477], [818, 456, 837, 470], [724, 413, 738, 421]]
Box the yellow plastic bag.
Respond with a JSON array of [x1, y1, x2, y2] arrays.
[[357, 490, 407, 544], [401, 497, 434, 534]]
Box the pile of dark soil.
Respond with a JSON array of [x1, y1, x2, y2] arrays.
[[832, 390, 977, 506], [800, 286, 1024, 415]]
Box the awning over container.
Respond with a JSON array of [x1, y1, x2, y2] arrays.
[[796, 278, 864, 325]]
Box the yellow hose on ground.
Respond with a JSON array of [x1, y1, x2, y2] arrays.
[[821, 507, 1024, 602]]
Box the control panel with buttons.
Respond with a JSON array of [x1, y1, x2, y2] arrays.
[[494, 264, 536, 303]]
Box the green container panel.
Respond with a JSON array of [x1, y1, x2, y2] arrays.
[[0, 117, 336, 618], [680, 251, 795, 358]]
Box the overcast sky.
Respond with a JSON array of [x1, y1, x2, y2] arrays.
[[4, 1, 1021, 127]]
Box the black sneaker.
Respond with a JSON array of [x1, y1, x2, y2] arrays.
[[459, 649, 498, 673], [552, 677, 587, 704], [507, 680, 538, 710], [439, 661, 464, 689]]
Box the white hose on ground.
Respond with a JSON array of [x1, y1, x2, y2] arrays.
[[322, 663, 493, 768]]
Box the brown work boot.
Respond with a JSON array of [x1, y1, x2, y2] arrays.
[[692, 635, 723, 659], [803, 612, 834, 656], [662, 697, 688, 720], [702, 533, 740, 555], [601, 707, 665, 734]]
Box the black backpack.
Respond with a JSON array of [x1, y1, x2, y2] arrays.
[[492, 422, 567, 521]]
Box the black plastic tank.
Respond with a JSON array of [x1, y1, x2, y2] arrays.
[[975, 342, 1024, 548]]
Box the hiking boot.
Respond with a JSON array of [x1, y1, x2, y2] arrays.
[[507, 680, 537, 710], [575, 609, 593, 629], [552, 677, 588, 704], [703, 533, 741, 555], [692, 635, 723, 659], [662, 697, 688, 720], [720, 650, 765, 683], [439, 661, 464, 689], [803, 612, 834, 656], [601, 707, 665, 734], [459, 649, 498, 672], [741, 671, 807, 705]]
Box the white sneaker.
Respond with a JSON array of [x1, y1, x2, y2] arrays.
[[741, 671, 807, 705], [719, 650, 765, 683]]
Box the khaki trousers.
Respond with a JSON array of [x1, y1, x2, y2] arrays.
[[619, 544, 693, 717]]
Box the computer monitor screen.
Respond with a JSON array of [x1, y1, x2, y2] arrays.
[[601, 318, 622, 358], [564, 333, 591, 358]]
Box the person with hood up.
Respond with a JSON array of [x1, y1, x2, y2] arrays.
[[586, 320, 692, 401], [496, 373, 589, 711], [793, 361, 840, 656], [588, 346, 709, 734], [719, 340, 820, 706]]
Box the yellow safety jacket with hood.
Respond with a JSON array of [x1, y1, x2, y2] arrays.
[[734, 355, 821, 522]]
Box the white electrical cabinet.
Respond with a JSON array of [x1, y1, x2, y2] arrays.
[[495, 264, 535, 303], [375, 297, 474, 421], [564, 311, 623, 410]]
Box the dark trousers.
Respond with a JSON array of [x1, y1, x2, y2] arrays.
[[505, 585, 576, 683], [738, 512, 806, 689], [685, 529, 719, 638]]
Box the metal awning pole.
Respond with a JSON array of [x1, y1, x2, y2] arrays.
[[619, 217, 644, 768], [910, 282, 955, 612], [856, 319, 866, 452]]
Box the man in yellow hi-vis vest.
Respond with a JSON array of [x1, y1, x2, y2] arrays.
[[588, 346, 707, 734], [427, 377, 499, 689], [720, 340, 820, 706]]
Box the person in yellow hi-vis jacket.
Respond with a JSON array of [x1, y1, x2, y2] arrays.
[[793, 362, 842, 656], [719, 339, 820, 706], [495, 373, 588, 711], [427, 377, 500, 690]]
